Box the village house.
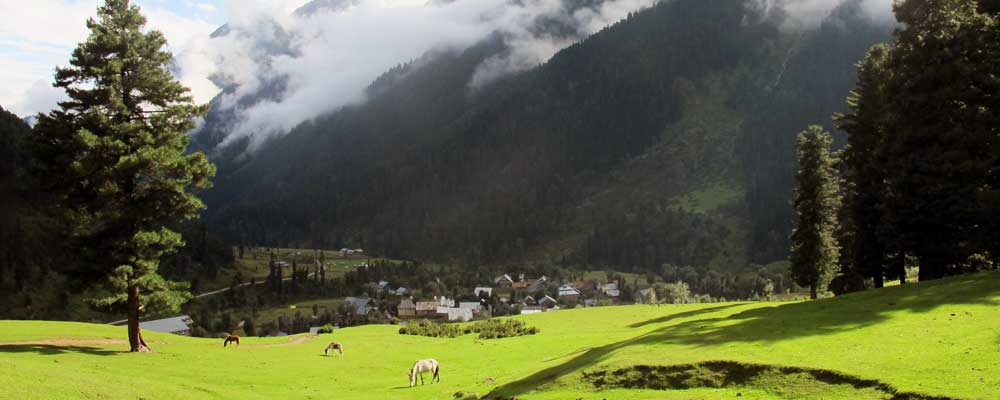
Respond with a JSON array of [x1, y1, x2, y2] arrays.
[[522, 296, 538, 307], [558, 284, 581, 299], [602, 281, 621, 298], [437, 296, 456, 308], [415, 301, 438, 316], [139, 315, 193, 336], [398, 298, 416, 317], [538, 295, 558, 309], [572, 280, 599, 296], [511, 280, 529, 289], [447, 307, 473, 322], [344, 297, 372, 315], [520, 306, 545, 315], [459, 302, 483, 314], [526, 276, 548, 293], [494, 274, 514, 288], [473, 287, 493, 297]]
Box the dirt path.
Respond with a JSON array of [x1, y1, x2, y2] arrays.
[[254, 334, 318, 348]]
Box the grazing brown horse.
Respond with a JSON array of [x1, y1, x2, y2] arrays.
[[325, 342, 344, 356], [223, 335, 240, 347]]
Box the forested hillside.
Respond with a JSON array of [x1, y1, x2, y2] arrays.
[[201, 0, 893, 271]]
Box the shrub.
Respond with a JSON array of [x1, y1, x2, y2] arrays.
[[398, 318, 538, 339], [317, 324, 335, 334]]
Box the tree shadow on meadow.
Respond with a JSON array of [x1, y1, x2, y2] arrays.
[[0, 344, 122, 356], [627, 303, 743, 328], [485, 271, 1000, 399]]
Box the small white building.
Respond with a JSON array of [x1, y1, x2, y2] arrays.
[[558, 284, 581, 297], [447, 308, 473, 322], [602, 281, 621, 298], [459, 302, 483, 314], [473, 287, 493, 297], [436, 296, 455, 308]]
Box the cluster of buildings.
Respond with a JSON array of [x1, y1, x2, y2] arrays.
[[396, 296, 484, 322]]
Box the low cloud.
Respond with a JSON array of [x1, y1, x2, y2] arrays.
[[177, 0, 896, 151], [752, 0, 894, 29], [186, 0, 661, 151]]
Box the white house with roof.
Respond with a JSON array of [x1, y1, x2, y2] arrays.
[[473, 287, 493, 297], [447, 308, 473, 322], [558, 284, 581, 297], [538, 295, 558, 308], [140, 315, 193, 336], [602, 281, 621, 297], [459, 302, 483, 314], [437, 296, 455, 307]]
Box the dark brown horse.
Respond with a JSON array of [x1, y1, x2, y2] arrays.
[[223, 335, 240, 347]]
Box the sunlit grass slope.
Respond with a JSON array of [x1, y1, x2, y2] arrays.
[[2, 270, 999, 399]]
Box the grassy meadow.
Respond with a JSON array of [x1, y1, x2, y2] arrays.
[[2, 270, 999, 399]]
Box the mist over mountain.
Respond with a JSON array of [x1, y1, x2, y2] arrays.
[[197, 0, 892, 272]]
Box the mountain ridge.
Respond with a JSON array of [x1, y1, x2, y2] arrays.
[[201, 0, 892, 271]]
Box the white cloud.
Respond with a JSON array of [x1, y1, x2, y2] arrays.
[[751, 0, 894, 29], [0, 0, 218, 117], [185, 0, 661, 151]]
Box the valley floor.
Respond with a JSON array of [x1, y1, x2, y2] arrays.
[[2, 271, 999, 399]]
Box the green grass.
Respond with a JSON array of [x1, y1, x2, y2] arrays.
[[3, 270, 1000, 399]]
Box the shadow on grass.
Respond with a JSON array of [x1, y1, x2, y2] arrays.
[[0, 344, 121, 356], [578, 362, 957, 400], [485, 271, 1000, 399], [627, 303, 742, 328]]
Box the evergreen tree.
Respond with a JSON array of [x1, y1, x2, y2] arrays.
[[30, 0, 214, 351], [790, 126, 841, 299], [881, 0, 1000, 280], [834, 44, 892, 290]]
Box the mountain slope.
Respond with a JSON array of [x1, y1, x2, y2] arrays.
[[202, 0, 892, 269]]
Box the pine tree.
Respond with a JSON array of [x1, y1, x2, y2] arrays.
[[834, 44, 892, 290], [790, 126, 841, 299], [881, 0, 1000, 280], [30, 0, 214, 352]]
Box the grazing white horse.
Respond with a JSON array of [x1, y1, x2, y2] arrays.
[[325, 342, 344, 356], [409, 359, 440, 387]]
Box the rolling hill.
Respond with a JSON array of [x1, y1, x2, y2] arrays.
[[2, 269, 998, 399]]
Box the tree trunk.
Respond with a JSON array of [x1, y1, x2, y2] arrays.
[[873, 272, 884, 289], [918, 256, 946, 281], [809, 284, 817, 300], [127, 284, 151, 352], [896, 253, 906, 284], [127, 284, 141, 352]]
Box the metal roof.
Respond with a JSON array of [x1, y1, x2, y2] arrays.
[[139, 315, 192, 334]]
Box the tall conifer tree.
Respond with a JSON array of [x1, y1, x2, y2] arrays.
[[835, 44, 892, 290], [31, 0, 214, 352], [790, 126, 841, 299]]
